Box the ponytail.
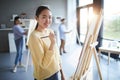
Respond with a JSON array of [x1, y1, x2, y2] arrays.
[[35, 23, 38, 30]]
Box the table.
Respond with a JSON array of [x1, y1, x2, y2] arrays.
[[98, 47, 120, 65]]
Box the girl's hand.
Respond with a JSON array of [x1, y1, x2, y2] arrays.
[[49, 32, 55, 45], [49, 32, 55, 50]]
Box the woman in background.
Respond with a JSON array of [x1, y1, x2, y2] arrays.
[[59, 18, 72, 55], [12, 16, 27, 73], [28, 6, 65, 80]]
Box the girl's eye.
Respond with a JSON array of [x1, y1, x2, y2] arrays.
[[42, 16, 46, 19], [40, 15, 52, 20], [42, 17, 46, 19]]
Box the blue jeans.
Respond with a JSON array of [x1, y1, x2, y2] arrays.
[[14, 37, 23, 65], [34, 72, 59, 80], [44, 72, 59, 80]]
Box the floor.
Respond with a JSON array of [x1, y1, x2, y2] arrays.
[[0, 43, 120, 80]]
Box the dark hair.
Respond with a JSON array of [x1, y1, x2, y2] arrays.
[[35, 6, 50, 30], [14, 16, 20, 24], [61, 18, 65, 22]]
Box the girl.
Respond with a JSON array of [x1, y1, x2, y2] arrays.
[[28, 6, 65, 80]]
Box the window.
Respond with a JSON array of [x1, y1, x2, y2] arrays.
[[104, 0, 120, 40], [78, 0, 93, 7], [76, 0, 93, 43], [80, 7, 93, 42]]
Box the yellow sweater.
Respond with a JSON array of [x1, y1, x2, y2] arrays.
[[28, 29, 61, 80]]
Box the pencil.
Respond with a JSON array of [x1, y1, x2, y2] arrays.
[[40, 36, 49, 38]]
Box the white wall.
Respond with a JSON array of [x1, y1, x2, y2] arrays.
[[50, 0, 77, 47], [66, 0, 77, 44], [40, 0, 67, 18]]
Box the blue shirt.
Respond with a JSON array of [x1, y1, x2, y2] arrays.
[[13, 24, 25, 40], [59, 24, 67, 40]]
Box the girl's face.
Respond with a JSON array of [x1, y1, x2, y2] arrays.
[[36, 9, 52, 29]]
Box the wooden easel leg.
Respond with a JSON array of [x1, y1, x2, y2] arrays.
[[98, 49, 101, 62], [74, 36, 92, 79], [25, 49, 30, 72], [93, 48, 102, 80]]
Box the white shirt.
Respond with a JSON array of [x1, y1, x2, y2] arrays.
[[59, 24, 67, 40]]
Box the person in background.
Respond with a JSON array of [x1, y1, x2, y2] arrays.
[[28, 6, 65, 80], [12, 16, 27, 73], [59, 18, 72, 55]]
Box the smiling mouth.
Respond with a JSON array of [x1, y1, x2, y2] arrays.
[[44, 23, 49, 26]]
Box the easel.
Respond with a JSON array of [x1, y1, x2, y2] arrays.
[[71, 9, 103, 80], [24, 19, 37, 72]]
